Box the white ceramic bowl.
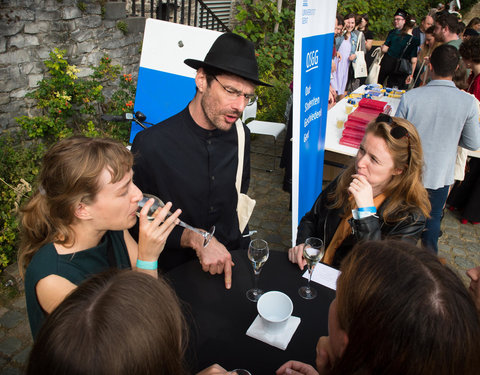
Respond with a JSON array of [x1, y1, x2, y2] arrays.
[[257, 291, 293, 332]]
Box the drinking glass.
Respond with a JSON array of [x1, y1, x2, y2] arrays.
[[136, 194, 215, 248], [246, 239, 269, 302], [298, 237, 325, 300]]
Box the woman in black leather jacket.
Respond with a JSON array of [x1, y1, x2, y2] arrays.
[[289, 114, 431, 269]]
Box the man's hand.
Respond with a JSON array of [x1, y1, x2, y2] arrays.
[[276, 360, 319, 375], [181, 229, 234, 289], [288, 244, 307, 270]]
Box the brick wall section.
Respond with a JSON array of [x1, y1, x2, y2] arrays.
[[0, 0, 144, 132]]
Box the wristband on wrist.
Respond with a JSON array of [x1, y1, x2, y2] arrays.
[[136, 259, 158, 270], [357, 206, 376, 213]]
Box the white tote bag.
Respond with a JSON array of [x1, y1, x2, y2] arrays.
[[352, 32, 368, 78], [366, 47, 383, 85]]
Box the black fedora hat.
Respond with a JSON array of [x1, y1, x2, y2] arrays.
[[184, 33, 272, 87]]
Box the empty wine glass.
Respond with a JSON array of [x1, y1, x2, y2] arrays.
[[246, 239, 269, 302], [137, 193, 215, 248], [298, 237, 325, 300]]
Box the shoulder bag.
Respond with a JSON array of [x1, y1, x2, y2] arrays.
[[352, 31, 368, 78], [235, 120, 256, 233], [395, 35, 413, 75]]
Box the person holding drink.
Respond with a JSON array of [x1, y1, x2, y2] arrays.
[[18, 136, 181, 337], [289, 115, 430, 269]]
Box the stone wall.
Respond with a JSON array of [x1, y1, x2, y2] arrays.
[[0, 0, 145, 132]]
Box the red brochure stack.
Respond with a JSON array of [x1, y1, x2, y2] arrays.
[[339, 98, 392, 148]]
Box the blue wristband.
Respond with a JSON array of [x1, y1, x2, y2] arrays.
[[136, 259, 158, 270], [357, 206, 376, 213]]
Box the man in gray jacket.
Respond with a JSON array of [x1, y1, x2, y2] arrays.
[[396, 44, 480, 254]]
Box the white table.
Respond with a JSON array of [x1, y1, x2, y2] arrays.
[[325, 85, 401, 157]]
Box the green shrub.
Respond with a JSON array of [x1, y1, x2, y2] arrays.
[[15, 48, 135, 143], [234, 0, 294, 122], [0, 132, 45, 269]]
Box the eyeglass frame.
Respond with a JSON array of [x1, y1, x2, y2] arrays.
[[212, 75, 258, 106], [375, 113, 411, 167]]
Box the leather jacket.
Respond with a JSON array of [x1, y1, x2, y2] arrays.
[[296, 177, 426, 268]]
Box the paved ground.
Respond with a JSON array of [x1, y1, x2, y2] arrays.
[[0, 134, 478, 373]]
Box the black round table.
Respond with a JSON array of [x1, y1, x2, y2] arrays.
[[165, 249, 336, 374]]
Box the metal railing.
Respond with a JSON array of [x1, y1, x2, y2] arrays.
[[129, 0, 230, 32]]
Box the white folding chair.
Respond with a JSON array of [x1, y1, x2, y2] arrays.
[[242, 101, 286, 172]]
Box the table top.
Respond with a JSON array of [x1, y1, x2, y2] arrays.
[[325, 85, 401, 157], [165, 249, 336, 374]]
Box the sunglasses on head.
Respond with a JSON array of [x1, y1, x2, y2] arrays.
[[376, 113, 411, 166]]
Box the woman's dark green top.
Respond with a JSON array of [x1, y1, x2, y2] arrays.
[[24, 230, 131, 338]]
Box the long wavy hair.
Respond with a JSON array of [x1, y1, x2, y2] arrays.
[[18, 136, 133, 278], [328, 116, 430, 222], [331, 240, 480, 375], [27, 270, 189, 375]]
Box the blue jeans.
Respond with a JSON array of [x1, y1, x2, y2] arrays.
[[422, 186, 450, 254]]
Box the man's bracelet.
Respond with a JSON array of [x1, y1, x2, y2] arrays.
[[136, 259, 158, 270]]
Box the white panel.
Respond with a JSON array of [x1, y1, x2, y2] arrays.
[[140, 18, 222, 76]]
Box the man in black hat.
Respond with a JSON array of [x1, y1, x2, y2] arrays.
[[131, 33, 270, 289]]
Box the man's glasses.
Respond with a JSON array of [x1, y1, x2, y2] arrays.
[[213, 76, 257, 106], [376, 113, 411, 166]]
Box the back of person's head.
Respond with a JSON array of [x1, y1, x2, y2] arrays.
[[401, 13, 416, 33], [336, 13, 344, 27], [331, 240, 480, 375], [435, 12, 459, 34], [27, 270, 189, 375], [19, 136, 133, 277], [430, 43, 460, 77], [453, 59, 469, 90], [460, 36, 480, 64]]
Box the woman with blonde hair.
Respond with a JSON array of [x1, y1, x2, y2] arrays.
[[19, 136, 181, 337], [289, 115, 430, 269]]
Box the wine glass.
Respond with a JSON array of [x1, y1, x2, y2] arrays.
[[136, 194, 215, 248], [298, 237, 325, 300], [246, 239, 269, 302]]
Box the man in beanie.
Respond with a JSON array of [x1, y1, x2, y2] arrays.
[[131, 33, 270, 289]]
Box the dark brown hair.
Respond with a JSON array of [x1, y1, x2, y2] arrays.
[[18, 136, 133, 277], [331, 240, 480, 375], [27, 270, 189, 375], [460, 36, 480, 64], [430, 43, 460, 77], [329, 117, 430, 221]]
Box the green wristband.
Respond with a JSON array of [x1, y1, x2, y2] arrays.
[[136, 259, 158, 270]]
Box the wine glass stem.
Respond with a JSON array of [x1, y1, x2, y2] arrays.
[[178, 221, 206, 238], [253, 271, 260, 291], [307, 267, 313, 291]]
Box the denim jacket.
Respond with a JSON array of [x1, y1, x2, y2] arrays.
[[334, 30, 360, 60]]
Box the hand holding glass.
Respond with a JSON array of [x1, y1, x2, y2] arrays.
[[246, 239, 269, 302], [136, 194, 215, 248], [298, 237, 325, 300]]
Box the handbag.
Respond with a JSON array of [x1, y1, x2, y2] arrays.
[[352, 32, 368, 78], [366, 47, 383, 84], [395, 35, 413, 75], [235, 119, 256, 233]]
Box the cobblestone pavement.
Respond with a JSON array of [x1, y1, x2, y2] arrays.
[[0, 134, 478, 373]]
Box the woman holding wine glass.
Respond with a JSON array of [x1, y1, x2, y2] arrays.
[[19, 136, 181, 337], [289, 115, 430, 269]]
